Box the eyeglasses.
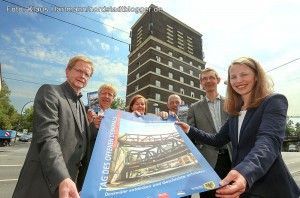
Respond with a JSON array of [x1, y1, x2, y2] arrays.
[[201, 76, 216, 81], [72, 68, 90, 78]]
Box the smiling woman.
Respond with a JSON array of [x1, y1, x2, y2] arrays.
[[125, 94, 147, 115], [176, 57, 300, 198]]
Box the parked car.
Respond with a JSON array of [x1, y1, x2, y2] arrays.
[[17, 132, 24, 137], [288, 144, 298, 152], [19, 134, 32, 142]]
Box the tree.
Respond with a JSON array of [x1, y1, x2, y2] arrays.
[[295, 122, 300, 137], [285, 119, 296, 136], [20, 106, 34, 132], [0, 80, 19, 129], [111, 97, 126, 110]]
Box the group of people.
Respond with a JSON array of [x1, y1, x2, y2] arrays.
[[12, 55, 300, 198]]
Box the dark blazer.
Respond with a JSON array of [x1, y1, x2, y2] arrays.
[[13, 82, 91, 198], [188, 94, 300, 197], [187, 96, 231, 168]]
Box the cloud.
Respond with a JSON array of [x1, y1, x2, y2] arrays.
[[3, 0, 300, 119], [85, 38, 112, 52], [2, 63, 18, 73], [91, 55, 127, 76], [86, 38, 98, 51], [100, 42, 110, 51], [8, 81, 39, 100], [114, 46, 120, 52], [91, 0, 170, 42], [34, 32, 53, 45], [13, 27, 62, 47], [8, 28, 69, 66], [1, 34, 11, 42], [14, 29, 26, 45]]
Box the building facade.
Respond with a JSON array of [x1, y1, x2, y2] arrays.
[[126, 4, 206, 114]]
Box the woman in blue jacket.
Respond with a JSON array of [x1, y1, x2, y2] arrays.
[[177, 57, 300, 198]]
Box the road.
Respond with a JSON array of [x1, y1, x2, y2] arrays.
[[1, 142, 300, 198], [281, 152, 300, 186], [0, 141, 29, 198]]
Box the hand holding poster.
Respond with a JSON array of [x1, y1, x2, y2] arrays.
[[81, 109, 221, 198]]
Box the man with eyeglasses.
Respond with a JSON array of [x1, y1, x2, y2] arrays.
[[187, 68, 232, 198], [87, 84, 117, 153], [13, 55, 94, 198]]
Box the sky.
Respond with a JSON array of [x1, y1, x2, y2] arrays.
[[1, 0, 300, 123]]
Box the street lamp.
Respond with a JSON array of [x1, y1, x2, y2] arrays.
[[19, 101, 34, 133]]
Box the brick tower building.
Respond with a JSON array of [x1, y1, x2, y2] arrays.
[[126, 4, 206, 114]]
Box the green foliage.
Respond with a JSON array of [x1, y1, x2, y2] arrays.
[[285, 118, 300, 138], [110, 97, 126, 110], [295, 122, 300, 137], [20, 106, 34, 132], [0, 81, 19, 129], [285, 119, 296, 136]]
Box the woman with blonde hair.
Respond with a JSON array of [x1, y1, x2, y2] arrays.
[[176, 57, 300, 197]]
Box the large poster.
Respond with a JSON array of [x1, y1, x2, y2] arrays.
[[81, 109, 221, 198]]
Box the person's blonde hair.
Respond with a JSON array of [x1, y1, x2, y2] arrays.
[[98, 84, 117, 97], [126, 94, 147, 114], [225, 57, 273, 116], [66, 55, 94, 77]]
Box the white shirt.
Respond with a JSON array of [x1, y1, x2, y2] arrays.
[[206, 95, 222, 132], [238, 110, 247, 143]]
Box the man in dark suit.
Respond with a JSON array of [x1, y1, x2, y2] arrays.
[[13, 55, 94, 198], [187, 68, 231, 198]]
